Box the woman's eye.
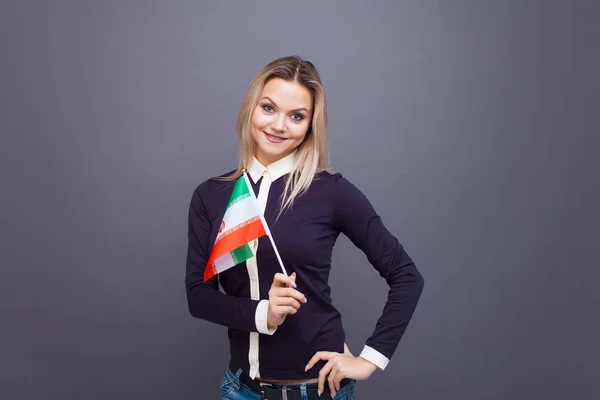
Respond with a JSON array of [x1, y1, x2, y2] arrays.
[[262, 104, 274, 112], [291, 114, 304, 121]]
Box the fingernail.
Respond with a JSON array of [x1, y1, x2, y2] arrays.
[[331, 392, 335, 398], [304, 364, 308, 372], [291, 281, 297, 288], [303, 297, 307, 303], [318, 389, 322, 396]]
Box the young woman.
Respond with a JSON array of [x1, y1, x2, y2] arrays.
[[186, 56, 424, 400]]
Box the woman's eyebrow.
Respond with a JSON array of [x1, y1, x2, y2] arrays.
[[260, 96, 309, 113]]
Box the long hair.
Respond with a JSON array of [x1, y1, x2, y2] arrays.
[[219, 55, 331, 214]]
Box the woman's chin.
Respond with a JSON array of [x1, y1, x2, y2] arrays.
[[256, 147, 293, 164]]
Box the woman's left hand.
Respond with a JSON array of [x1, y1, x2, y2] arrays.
[[305, 343, 378, 398]]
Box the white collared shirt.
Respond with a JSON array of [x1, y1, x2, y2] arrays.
[[246, 151, 296, 378]]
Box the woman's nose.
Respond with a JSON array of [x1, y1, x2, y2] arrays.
[[271, 115, 287, 133]]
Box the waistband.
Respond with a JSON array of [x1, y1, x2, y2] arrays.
[[228, 367, 353, 397]]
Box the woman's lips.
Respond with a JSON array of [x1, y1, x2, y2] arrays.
[[264, 131, 287, 143]]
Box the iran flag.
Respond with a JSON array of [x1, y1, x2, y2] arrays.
[[203, 173, 267, 282]]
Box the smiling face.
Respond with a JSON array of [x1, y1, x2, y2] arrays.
[[250, 78, 313, 166]]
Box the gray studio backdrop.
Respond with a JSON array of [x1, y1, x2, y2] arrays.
[[1, 1, 598, 399]]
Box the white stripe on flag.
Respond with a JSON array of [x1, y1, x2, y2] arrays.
[[213, 252, 235, 274], [216, 196, 259, 241]]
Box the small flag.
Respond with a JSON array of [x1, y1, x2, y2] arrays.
[[204, 173, 267, 282]]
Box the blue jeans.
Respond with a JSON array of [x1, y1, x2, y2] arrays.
[[220, 367, 356, 400]]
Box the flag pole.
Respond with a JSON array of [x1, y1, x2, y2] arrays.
[[242, 170, 288, 276]]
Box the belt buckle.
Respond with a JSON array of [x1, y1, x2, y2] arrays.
[[258, 382, 271, 400], [258, 382, 289, 400]]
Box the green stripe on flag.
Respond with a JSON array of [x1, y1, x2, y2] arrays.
[[227, 176, 251, 208], [231, 243, 253, 264]]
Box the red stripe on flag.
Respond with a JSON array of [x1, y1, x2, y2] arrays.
[[204, 218, 267, 282], [203, 263, 218, 283]]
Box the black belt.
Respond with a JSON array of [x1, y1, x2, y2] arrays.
[[238, 369, 351, 400]]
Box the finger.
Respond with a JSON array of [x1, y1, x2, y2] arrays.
[[284, 272, 296, 288], [269, 287, 306, 304], [333, 364, 344, 392], [305, 351, 335, 371], [272, 273, 297, 288], [271, 296, 302, 310], [273, 305, 298, 316], [272, 272, 296, 288], [328, 362, 339, 398], [318, 359, 333, 397], [271, 287, 307, 304]]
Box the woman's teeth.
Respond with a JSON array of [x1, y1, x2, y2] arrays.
[[265, 132, 286, 143]]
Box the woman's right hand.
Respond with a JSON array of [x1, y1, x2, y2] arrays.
[[267, 272, 307, 329]]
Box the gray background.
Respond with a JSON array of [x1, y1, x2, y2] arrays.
[[1, 0, 598, 399]]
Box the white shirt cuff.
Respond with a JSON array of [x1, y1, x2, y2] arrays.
[[255, 300, 277, 335], [359, 345, 390, 371]]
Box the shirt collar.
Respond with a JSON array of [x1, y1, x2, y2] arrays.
[[247, 150, 296, 184]]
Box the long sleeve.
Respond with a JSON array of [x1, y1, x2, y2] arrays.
[[333, 174, 425, 365], [185, 183, 261, 332]]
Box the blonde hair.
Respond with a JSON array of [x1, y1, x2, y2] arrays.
[[219, 55, 331, 214]]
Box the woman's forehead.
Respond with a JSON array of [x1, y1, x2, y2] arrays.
[[260, 78, 312, 111]]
